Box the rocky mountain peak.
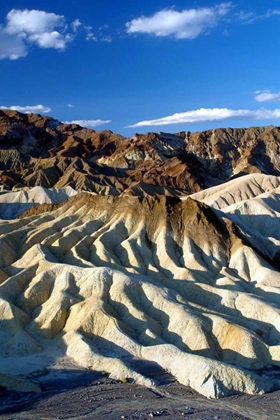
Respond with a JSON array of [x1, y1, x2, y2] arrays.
[[1, 110, 280, 195]]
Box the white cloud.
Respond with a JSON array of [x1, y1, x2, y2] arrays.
[[0, 9, 78, 59], [238, 11, 255, 21], [6, 9, 64, 35], [238, 11, 258, 24], [28, 31, 71, 49], [125, 3, 232, 39], [99, 24, 109, 31], [101, 36, 112, 43], [86, 32, 98, 42], [126, 107, 280, 128], [72, 19, 81, 32], [266, 10, 280, 17], [0, 104, 51, 113], [64, 119, 111, 128], [254, 90, 280, 102], [84, 25, 97, 41], [238, 8, 280, 24], [84, 23, 112, 42], [67, 104, 73, 108]]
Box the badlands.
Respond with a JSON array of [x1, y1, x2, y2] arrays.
[[0, 110, 280, 417]]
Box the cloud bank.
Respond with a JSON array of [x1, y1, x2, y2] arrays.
[[254, 90, 280, 103], [64, 119, 111, 128], [0, 9, 76, 59], [126, 3, 232, 39], [0, 104, 51, 113], [126, 107, 280, 128]]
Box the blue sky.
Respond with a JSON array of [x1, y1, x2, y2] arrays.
[[0, 1, 280, 136]]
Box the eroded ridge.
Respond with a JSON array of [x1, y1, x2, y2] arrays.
[[1, 109, 280, 196], [0, 181, 280, 398]]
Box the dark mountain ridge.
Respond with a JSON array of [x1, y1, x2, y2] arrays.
[[0, 109, 280, 195]]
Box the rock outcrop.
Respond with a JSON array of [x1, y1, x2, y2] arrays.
[[0, 175, 280, 397], [1, 110, 280, 195], [0, 111, 280, 397]]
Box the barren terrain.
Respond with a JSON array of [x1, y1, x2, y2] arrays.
[[0, 112, 280, 418], [1, 373, 280, 419]]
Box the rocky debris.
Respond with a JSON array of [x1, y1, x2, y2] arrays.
[[2, 381, 279, 419]]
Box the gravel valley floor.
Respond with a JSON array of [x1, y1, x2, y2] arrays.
[[0, 371, 280, 420]]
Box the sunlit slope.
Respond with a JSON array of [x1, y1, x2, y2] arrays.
[[0, 185, 77, 219], [0, 176, 280, 397], [189, 173, 280, 209]]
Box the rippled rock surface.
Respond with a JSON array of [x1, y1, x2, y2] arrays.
[[0, 174, 280, 397]]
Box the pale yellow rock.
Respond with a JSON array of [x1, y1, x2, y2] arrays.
[[206, 314, 270, 370], [0, 298, 30, 335], [141, 344, 271, 398], [0, 181, 279, 397], [189, 174, 280, 209], [0, 186, 77, 219], [270, 345, 280, 366], [3, 330, 42, 356], [62, 331, 155, 387]]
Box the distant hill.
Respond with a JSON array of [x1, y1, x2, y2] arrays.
[[1, 109, 280, 195]]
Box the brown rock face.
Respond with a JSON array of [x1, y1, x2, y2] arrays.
[[0, 109, 280, 195]]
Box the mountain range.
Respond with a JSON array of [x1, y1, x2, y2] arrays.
[[1, 109, 280, 196], [0, 110, 280, 399]]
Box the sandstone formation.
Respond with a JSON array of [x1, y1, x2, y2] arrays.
[[0, 111, 280, 398], [0, 185, 77, 219], [0, 175, 279, 397]]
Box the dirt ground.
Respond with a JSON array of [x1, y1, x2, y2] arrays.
[[0, 370, 280, 420]]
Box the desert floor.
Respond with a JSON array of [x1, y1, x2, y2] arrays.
[[0, 368, 280, 420]]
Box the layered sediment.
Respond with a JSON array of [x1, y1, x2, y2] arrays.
[[0, 174, 280, 397]]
